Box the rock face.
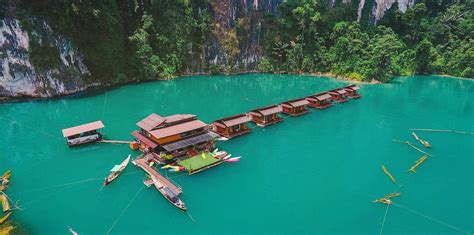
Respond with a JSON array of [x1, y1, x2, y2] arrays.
[[0, 0, 412, 99], [0, 18, 91, 99]]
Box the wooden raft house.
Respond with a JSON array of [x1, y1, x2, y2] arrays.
[[281, 98, 310, 116], [328, 88, 349, 103], [132, 113, 217, 159], [212, 114, 252, 139], [306, 92, 333, 109], [248, 105, 283, 127], [61, 121, 104, 147], [344, 84, 361, 99]]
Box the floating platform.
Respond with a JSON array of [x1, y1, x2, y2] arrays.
[[177, 152, 224, 175]]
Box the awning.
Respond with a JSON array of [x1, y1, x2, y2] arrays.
[[110, 165, 121, 172], [149, 119, 208, 139], [214, 114, 251, 127], [136, 113, 165, 131], [131, 130, 158, 148], [161, 132, 216, 152], [62, 121, 104, 138], [283, 99, 310, 107]]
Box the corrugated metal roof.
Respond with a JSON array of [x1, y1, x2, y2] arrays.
[[164, 114, 196, 124], [214, 114, 251, 127], [62, 121, 104, 137], [315, 93, 332, 100], [335, 89, 347, 94], [149, 119, 208, 139], [162, 132, 215, 152], [131, 130, 158, 148], [136, 113, 165, 131], [347, 85, 360, 91]]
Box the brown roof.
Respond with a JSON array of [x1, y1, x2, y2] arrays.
[[335, 89, 347, 95], [136, 113, 165, 131], [164, 114, 196, 124], [149, 119, 208, 139], [346, 84, 360, 91], [131, 131, 158, 148], [214, 114, 251, 127], [250, 105, 282, 116], [282, 98, 309, 108], [315, 93, 332, 100], [62, 121, 104, 137]]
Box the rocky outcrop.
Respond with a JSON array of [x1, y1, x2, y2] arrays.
[[0, 2, 91, 99], [357, 0, 415, 22]]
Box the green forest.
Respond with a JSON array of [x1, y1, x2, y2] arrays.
[[19, 0, 474, 83]]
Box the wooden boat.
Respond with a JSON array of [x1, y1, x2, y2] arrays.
[[0, 212, 12, 224], [1, 193, 10, 212], [0, 170, 11, 180], [0, 225, 14, 234], [153, 178, 186, 211], [103, 155, 131, 186], [408, 155, 428, 173]]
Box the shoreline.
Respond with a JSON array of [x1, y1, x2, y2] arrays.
[[0, 71, 469, 103]]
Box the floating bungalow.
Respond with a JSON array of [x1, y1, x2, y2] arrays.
[[132, 113, 216, 159], [344, 84, 361, 99], [212, 114, 252, 139], [306, 92, 333, 109], [328, 88, 348, 103], [61, 121, 104, 147], [281, 98, 310, 116], [248, 105, 283, 127]]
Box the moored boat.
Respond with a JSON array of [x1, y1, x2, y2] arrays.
[[153, 179, 186, 211], [1, 193, 10, 212], [103, 155, 131, 186], [1, 170, 11, 180], [0, 212, 11, 224]]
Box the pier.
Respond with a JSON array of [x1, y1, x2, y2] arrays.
[[133, 157, 182, 195], [98, 140, 133, 145]]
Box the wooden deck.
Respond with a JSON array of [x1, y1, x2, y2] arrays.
[[98, 140, 132, 144], [133, 158, 182, 195]]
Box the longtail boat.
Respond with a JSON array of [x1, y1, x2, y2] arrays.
[[0, 170, 11, 180], [1, 193, 10, 212], [0, 212, 11, 224], [381, 165, 396, 184], [103, 155, 131, 186], [408, 155, 428, 173], [152, 178, 187, 211]]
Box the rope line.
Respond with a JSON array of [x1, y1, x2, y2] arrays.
[[0, 115, 63, 140], [392, 202, 471, 235], [106, 185, 144, 235], [410, 128, 474, 135], [392, 139, 433, 157], [379, 204, 390, 235]]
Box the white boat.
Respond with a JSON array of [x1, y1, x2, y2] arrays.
[[212, 148, 219, 153], [223, 154, 232, 160], [103, 155, 131, 186]]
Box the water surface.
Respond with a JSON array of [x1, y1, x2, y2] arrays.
[[1, 74, 473, 234]]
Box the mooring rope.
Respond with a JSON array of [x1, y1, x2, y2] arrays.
[[0, 115, 63, 141], [392, 139, 433, 157], [410, 128, 474, 135], [106, 185, 144, 235], [186, 210, 196, 223], [391, 202, 471, 235], [379, 204, 390, 235]]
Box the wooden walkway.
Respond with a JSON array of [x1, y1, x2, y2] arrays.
[[133, 158, 182, 195], [98, 140, 132, 144]]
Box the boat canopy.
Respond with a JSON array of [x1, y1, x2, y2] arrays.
[[62, 121, 104, 138], [110, 165, 122, 172]]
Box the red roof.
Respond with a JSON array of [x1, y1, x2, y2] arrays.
[[136, 113, 165, 131], [164, 114, 196, 124], [149, 119, 208, 139], [214, 114, 251, 127], [250, 105, 282, 117], [131, 131, 158, 148], [282, 98, 309, 108], [62, 121, 104, 137], [346, 84, 360, 91]]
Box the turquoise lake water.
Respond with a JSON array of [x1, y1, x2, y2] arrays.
[[0, 74, 473, 234]]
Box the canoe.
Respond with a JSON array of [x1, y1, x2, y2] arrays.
[[103, 155, 131, 186], [223, 154, 232, 160], [1, 193, 10, 212], [0, 212, 11, 224], [152, 178, 186, 211]]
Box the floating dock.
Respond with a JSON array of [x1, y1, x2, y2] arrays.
[[177, 152, 224, 175], [133, 158, 182, 195]]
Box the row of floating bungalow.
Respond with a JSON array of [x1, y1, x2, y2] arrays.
[[60, 84, 361, 211]]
